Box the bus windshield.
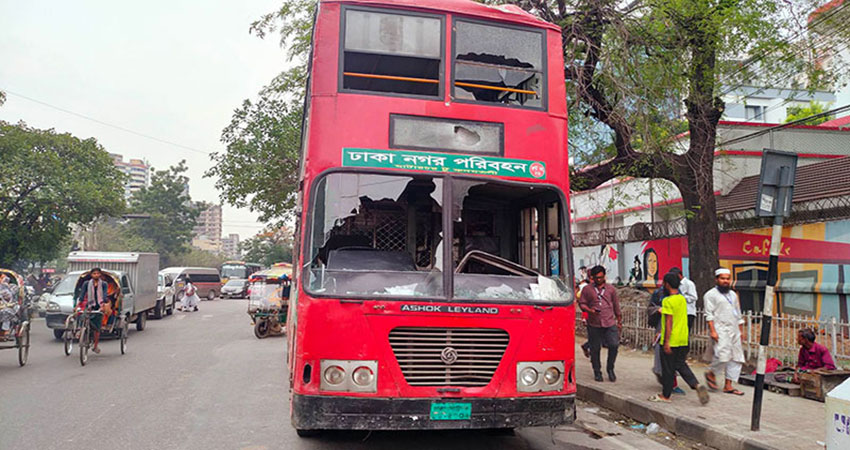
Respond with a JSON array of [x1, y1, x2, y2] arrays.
[[221, 265, 248, 280], [306, 173, 571, 303]]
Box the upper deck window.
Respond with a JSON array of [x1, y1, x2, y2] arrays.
[[453, 20, 545, 109], [342, 8, 443, 97]]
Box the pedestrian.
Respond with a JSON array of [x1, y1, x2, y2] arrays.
[[669, 267, 697, 333], [649, 273, 710, 404], [179, 276, 200, 312], [704, 268, 746, 395], [0, 274, 19, 340], [578, 265, 622, 382], [648, 280, 685, 394], [793, 328, 836, 383]]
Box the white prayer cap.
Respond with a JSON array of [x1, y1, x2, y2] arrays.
[[715, 268, 731, 276]]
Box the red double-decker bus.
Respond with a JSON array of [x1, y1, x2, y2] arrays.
[[288, 0, 575, 434]]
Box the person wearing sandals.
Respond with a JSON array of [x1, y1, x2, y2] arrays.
[[704, 267, 746, 396], [648, 273, 710, 404]]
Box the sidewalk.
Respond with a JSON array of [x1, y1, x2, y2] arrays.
[[574, 343, 825, 450]]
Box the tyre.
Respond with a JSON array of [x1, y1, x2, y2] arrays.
[[166, 298, 174, 316], [79, 326, 89, 366], [63, 329, 73, 356], [120, 320, 128, 355], [18, 322, 30, 367], [153, 300, 164, 319], [53, 328, 64, 340], [136, 312, 146, 331], [254, 318, 271, 339], [295, 429, 321, 438], [207, 290, 217, 301]]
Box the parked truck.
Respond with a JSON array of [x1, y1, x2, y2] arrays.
[[66, 252, 159, 331]]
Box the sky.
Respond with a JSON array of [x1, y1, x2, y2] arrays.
[[0, 0, 290, 240]]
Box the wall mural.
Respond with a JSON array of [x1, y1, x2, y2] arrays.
[[573, 219, 850, 321]]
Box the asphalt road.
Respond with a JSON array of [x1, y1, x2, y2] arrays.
[[0, 300, 671, 450]]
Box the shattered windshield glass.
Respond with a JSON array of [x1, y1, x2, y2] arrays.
[[453, 20, 544, 108], [305, 173, 571, 303], [451, 181, 571, 302], [307, 173, 444, 297]]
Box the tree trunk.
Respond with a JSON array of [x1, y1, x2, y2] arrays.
[[682, 190, 720, 298]]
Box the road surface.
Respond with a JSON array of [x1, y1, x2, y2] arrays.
[[0, 299, 675, 450]]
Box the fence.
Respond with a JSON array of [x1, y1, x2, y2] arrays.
[[578, 301, 850, 367]]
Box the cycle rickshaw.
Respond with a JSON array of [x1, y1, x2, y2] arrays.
[[0, 268, 31, 366], [62, 269, 128, 366], [247, 264, 291, 339]]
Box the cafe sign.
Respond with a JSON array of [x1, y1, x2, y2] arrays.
[[342, 148, 546, 180]]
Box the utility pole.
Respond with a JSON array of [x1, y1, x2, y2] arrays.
[[750, 149, 797, 431]]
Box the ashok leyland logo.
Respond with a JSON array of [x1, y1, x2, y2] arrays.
[[530, 162, 546, 178], [440, 347, 458, 365]]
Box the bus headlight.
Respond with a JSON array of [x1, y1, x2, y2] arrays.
[[320, 360, 378, 393], [519, 367, 539, 386], [517, 361, 565, 392], [352, 366, 374, 386], [544, 367, 561, 385], [323, 365, 345, 385]]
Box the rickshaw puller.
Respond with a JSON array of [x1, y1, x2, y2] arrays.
[[76, 268, 113, 354]]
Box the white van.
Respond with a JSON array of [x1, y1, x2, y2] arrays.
[[160, 267, 222, 304]]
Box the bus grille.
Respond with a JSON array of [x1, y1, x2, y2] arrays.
[[389, 327, 509, 387]]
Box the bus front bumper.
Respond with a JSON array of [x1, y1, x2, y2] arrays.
[[291, 394, 575, 431]]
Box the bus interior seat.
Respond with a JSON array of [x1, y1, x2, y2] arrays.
[[318, 234, 372, 264], [327, 247, 416, 272]]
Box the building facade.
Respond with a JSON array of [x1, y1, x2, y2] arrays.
[[721, 86, 835, 123], [110, 153, 151, 200], [192, 203, 222, 253], [570, 120, 850, 322], [221, 233, 240, 259]]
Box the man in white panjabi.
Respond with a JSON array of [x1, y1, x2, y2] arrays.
[[703, 267, 746, 395]]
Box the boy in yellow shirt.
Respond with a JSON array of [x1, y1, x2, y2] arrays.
[[649, 273, 710, 405]]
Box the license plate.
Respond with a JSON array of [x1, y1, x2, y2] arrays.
[[430, 402, 471, 420]]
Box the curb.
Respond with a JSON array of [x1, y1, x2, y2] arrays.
[[576, 382, 780, 450]]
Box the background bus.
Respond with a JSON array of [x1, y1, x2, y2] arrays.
[[288, 0, 575, 435], [219, 261, 262, 284]]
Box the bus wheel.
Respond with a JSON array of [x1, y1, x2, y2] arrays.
[[254, 319, 271, 339], [295, 429, 321, 438]]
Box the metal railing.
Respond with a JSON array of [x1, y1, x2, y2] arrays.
[[577, 301, 850, 366]]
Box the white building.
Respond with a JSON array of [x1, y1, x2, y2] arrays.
[[571, 120, 850, 235], [192, 203, 222, 253], [110, 153, 150, 200], [721, 86, 835, 123], [221, 234, 240, 259]]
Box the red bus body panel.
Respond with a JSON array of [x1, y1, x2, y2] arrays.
[[289, 0, 574, 431]]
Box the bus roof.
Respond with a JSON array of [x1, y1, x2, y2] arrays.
[[323, 0, 560, 31]]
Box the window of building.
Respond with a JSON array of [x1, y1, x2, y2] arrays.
[[341, 8, 443, 97], [745, 105, 764, 121], [453, 20, 545, 108]]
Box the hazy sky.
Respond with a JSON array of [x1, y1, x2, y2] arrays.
[[0, 0, 289, 239]]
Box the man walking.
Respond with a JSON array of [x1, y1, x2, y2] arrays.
[[669, 268, 697, 332], [579, 265, 622, 382], [704, 268, 746, 395], [649, 273, 710, 404]]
